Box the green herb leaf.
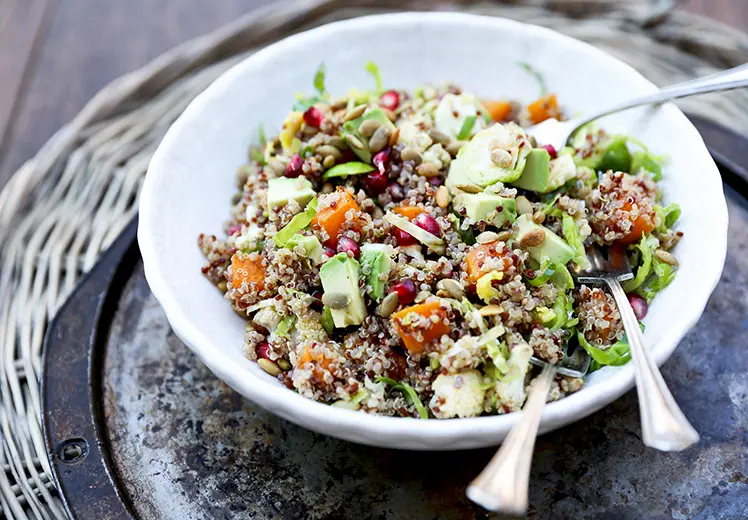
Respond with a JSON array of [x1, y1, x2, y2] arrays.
[[578, 331, 631, 370], [276, 315, 296, 338], [365, 60, 383, 93], [301, 145, 315, 158], [250, 149, 264, 164], [273, 197, 319, 247], [518, 62, 548, 97], [259, 125, 267, 147], [322, 161, 375, 180], [321, 306, 334, 335], [375, 377, 429, 419], [456, 115, 477, 140], [293, 97, 320, 112], [562, 214, 591, 271], [313, 63, 326, 95], [622, 235, 656, 292]]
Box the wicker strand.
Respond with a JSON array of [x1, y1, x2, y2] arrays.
[[0, 1, 747, 518]]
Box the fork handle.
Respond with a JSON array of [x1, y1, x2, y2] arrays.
[[466, 364, 555, 514], [606, 279, 699, 451]]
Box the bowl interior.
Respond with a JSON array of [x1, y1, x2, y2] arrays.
[[139, 12, 727, 449]]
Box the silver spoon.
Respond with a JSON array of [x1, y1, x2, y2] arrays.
[[467, 345, 590, 514], [527, 63, 748, 150]]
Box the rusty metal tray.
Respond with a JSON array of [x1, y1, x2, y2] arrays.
[[41, 117, 748, 520]]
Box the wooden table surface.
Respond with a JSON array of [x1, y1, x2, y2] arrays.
[[0, 0, 746, 190]]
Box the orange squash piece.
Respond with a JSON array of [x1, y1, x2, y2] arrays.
[[393, 205, 424, 220], [297, 344, 333, 380], [527, 94, 560, 124], [392, 301, 450, 355], [482, 100, 513, 122], [311, 188, 361, 246], [617, 200, 656, 245], [231, 253, 265, 290], [466, 242, 513, 283]]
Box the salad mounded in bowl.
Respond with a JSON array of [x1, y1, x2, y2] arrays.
[[199, 63, 681, 419]]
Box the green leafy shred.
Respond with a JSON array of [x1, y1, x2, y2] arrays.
[[250, 125, 267, 164], [485, 341, 510, 377], [639, 256, 676, 303], [526, 258, 555, 287], [562, 214, 592, 270], [320, 306, 334, 335], [622, 235, 657, 292], [375, 377, 429, 419], [273, 197, 319, 247], [457, 115, 477, 140], [578, 331, 631, 371], [313, 62, 326, 95], [275, 315, 296, 338], [655, 202, 681, 232], [518, 62, 547, 97], [259, 125, 267, 147], [322, 161, 375, 180], [365, 60, 383, 94]]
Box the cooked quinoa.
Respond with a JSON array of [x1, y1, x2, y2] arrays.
[[198, 63, 681, 418]]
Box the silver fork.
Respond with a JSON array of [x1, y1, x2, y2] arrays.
[[571, 245, 700, 451], [467, 340, 591, 514]]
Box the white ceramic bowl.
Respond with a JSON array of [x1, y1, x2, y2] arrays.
[[139, 12, 727, 450]]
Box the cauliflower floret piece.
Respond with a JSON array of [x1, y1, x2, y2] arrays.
[[439, 335, 481, 372], [290, 314, 328, 344], [492, 341, 533, 413], [253, 306, 283, 332], [429, 370, 486, 419]]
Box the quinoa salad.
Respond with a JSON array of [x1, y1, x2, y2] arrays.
[[199, 63, 681, 419]]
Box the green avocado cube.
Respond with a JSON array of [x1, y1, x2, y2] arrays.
[[514, 214, 575, 265], [267, 177, 315, 209], [453, 191, 517, 227], [319, 253, 367, 328], [359, 244, 393, 299]]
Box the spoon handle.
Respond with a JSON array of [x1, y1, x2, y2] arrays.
[[466, 364, 555, 514], [575, 63, 748, 129], [606, 279, 700, 451]]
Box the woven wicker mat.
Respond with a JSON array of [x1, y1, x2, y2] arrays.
[[2, 1, 748, 518]]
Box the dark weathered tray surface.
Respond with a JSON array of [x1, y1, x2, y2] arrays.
[[42, 120, 748, 520]]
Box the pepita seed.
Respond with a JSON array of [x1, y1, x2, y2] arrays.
[[277, 359, 292, 371], [358, 119, 381, 137], [479, 305, 502, 317], [329, 136, 346, 149], [330, 96, 349, 110], [437, 278, 465, 299], [400, 146, 423, 165], [456, 183, 482, 194], [414, 290, 431, 303], [323, 155, 336, 169], [258, 358, 282, 376], [377, 292, 399, 317], [382, 107, 397, 122], [317, 145, 342, 159], [322, 292, 350, 310], [496, 230, 512, 242], [368, 126, 391, 153], [268, 159, 286, 175], [519, 228, 546, 248], [416, 162, 441, 177], [532, 210, 546, 224], [446, 141, 463, 156], [388, 127, 400, 147], [436, 185, 450, 208], [302, 124, 318, 137], [345, 133, 366, 150], [654, 249, 679, 266], [490, 148, 513, 167], [428, 129, 452, 145], [477, 231, 500, 244], [217, 280, 228, 293], [344, 104, 367, 122], [516, 195, 533, 215]]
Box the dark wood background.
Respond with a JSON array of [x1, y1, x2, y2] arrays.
[[0, 0, 746, 190]]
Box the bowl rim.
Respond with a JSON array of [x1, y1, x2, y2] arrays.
[[138, 11, 728, 447]]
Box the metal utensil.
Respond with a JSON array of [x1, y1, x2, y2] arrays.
[[467, 344, 590, 514], [570, 245, 700, 452], [527, 63, 748, 151]]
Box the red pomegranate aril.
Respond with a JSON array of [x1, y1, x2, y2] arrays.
[[303, 106, 323, 127], [322, 246, 337, 259], [389, 279, 416, 305], [627, 293, 648, 321], [337, 236, 360, 259], [540, 144, 558, 159], [429, 176, 444, 187], [363, 170, 388, 195], [372, 149, 389, 174], [380, 90, 400, 111], [414, 212, 441, 236], [255, 341, 271, 360], [227, 224, 242, 236], [285, 153, 303, 177], [392, 227, 417, 246]]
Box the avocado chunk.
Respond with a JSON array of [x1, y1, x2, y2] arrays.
[[341, 106, 396, 163], [511, 148, 551, 192], [286, 235, 324, 264], [513, 214, 575, 265], [453, 191, 517, 227], [267, 177, 315, 209], [359, 244, 393, 299], [446, 123, 532, 189], [319, 253, 367, 328]]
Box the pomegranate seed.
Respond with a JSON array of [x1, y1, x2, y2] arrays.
[[337, 236, 360, 259], [227, 224, 242, 235], [389, 279, 416, 305], [392, 227, 417, 247], [540, 144, 557, 159], [372, 149, 389, 174], [285, 153, 303, 177], [303, 106, 323, 127], [255, 341, 271, 360], [414, 212, 441, 236], [363, 170, 388, 195], [380, 90, 400, 111], [322, 246, 337, 259], [310, 289, 324, 310], [627, 293, 648, 321], [429, 176, 443, 187]]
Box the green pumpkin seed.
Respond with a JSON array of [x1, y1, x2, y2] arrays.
[[323, 155, 336, 169], [277, 359, 292, 371], [456, 183, 481, 194], [317, 145, 342, 159], [655, 249, 678, 266], [258, 358, 282, 376], [268, 159, 286, 175], [345, 134, 366, 150], [358, 119, 381, 138], [477, 231, 500, 244], [436, 279, 465, 299], [400, 146, 423, 165], [344, 104, 367, 122], [368, 127, 391, 154], [446, 141, 463, 156], [436, 186, 450, 208], [429, 129, 451, 145], [322, 292, 350, 309], [416, 162, 440, 177], [377, 292, 399, 317]]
